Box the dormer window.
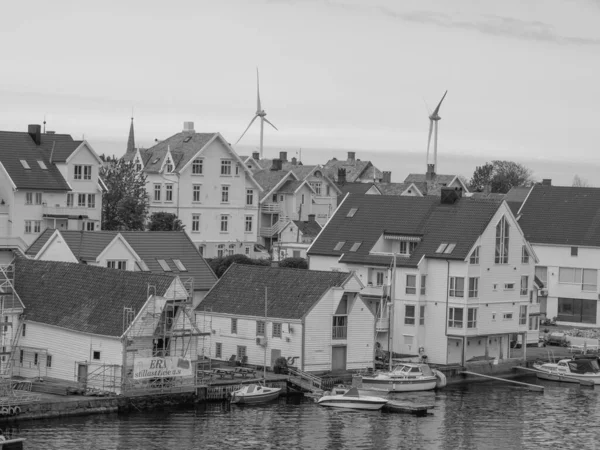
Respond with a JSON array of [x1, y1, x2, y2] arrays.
[[135, 158, 142, 172], [166, 158, 173, 173]]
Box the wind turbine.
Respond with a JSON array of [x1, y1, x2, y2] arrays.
[[425, 90, 448, 173], [236, 68, 278, 158]]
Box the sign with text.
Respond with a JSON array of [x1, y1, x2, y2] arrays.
[[133, 357, 192, 380]]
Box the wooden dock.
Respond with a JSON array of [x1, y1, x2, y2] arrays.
[[383, 400, 434, 417], [514, 366, 595, 387], [460, 371, 544, 392]]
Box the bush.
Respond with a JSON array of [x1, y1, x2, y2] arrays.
[[278, 257, 308, 269], [206, 255, 270, 278]]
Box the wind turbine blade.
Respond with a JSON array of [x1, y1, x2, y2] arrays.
[[263, 117, 278, 131], [236, 115, 259, 144], [421, 96, 431, 115], [426, 120, 434, 159], [256, 68, 262, 113], [432, 90, 448, 116]]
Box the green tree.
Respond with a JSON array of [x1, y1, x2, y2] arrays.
[[148, 212, 185, 231], [278, 257, 308, 269], [101, 159, 149, 230], [469, 160, 534, 194]]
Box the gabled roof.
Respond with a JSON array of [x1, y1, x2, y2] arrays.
[[0, 131, 72, 191], [322, 158, 376, 183], [278, 179, 307, 194], [197, 264, 350, 320], [404, 173, 458, 185], [338, 182, 381, 197], [308, 194, 503, 267], [292, 219, 322, 237], [505, 186, 532, 215], [14, 257, 176, 337], [39, 133, 83, 163], [26, 230, 216, 290], [517, 185, 600, 247], [253, 169, 297, 201], [403, 173, 469, 196], [376, 182, 421, 196]]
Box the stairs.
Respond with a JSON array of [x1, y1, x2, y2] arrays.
[[287, 368, 324, 395]]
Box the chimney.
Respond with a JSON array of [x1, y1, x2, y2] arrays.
[[183, 121, 195, 133], [426, 164, 435, 181], [291, 157, 297, 165], [279, 151, 287, 162], [271, 158, 283, 171], [338, 168, 346, 185], [441, 187, 463, 205], [308, 214, 316, 222], [252, 151, 260, 160], [28, 124, 41, 145], [542, 179, 552, 186], [347, 152, 356, 164], [382, 171, 391, 184]]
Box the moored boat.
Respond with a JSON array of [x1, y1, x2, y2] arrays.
[[230, 383, 281, 404], [358, 363, 447, 393], [317, 386, 388, 410], [532, 358, 600, 384]]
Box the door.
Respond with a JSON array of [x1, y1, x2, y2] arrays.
[[270, 349, 281, 368], [331, 346, 347, 372], [77, 364, 88, 386], [447, 339, 462, 364]]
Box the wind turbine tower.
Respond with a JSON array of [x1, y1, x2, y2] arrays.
[[236, 68, 278, 158], [425, 90, 448, 173]]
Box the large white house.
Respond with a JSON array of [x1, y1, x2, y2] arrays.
[[0, 125, 104, 261], [196, 264, 373, 373], [123, 122, 263, 258], [308, 189, 540, 366], [515, 183, 600, 327]]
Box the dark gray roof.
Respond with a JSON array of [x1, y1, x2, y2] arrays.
[[197, 264, 350, 320], [253, 169, 292, 201], [292, 219, 322, 237]]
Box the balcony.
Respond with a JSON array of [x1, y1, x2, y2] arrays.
[[375, 318, 389, 332], [43, 204, 92, 218], [259, 219, 288, 238], [332, 326, 347, 340], [261, 203, 281, 213]]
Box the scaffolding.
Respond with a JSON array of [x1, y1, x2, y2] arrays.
[[0, 264, 25, 379]]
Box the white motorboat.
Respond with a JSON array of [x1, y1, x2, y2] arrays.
[[532, 358, 600, 384], [318, 386, 388, 410], [230, 383, 281, 404], [359, 363, 447, 393]]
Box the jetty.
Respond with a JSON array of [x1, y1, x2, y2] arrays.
[[460, 371, 544, 392]]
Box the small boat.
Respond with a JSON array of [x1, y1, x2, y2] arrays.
[[230, 383, 281, 404], [532, 358, 600, 384], [318, 386, 388, 410], [359, 363, 447, 393], [0, 437, 26, 449]]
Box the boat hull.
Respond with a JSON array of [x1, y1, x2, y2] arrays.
[[360, 377, 438, 393], [318, 397, 387, 411], [532, 366, 600, 385], [230, 388, 281, 404]]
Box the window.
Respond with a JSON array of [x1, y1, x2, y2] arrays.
[[107, 260, 127, 270], [406, 275, 416, 294], [165, 184, 173, 201], [25, 192, 32, 205], [535, 266, 548, 287], [256, 320, 265, 336], [192, 214, 200, 232], [221, 185, 229, 203], [34, 221, 41, 233], [521, 246, 530, 264], [444, 243, 456, 254], [215, 343, 222, 359], [332, 315, 348, 339], [272, 194, 278, 203], [449, 277, 464, 297], [135, 159, 142, 172], [469, 246, 480, 264], [47, 355, 52, 368], [558, 297, 598, 323], [74, 165, 92, 180], [334, 241, 345, 251], [19, 350, 23, 365], [35, 192, 42, 204], [245, 216, 253, 233], [349, 242, 361, 252], [503, 312, 513, 320], [231, 318, 238, 334], [192, 158, 203, 174], [571, 247, 578, 256], [228, 244, 236, 256], [420, 275, 426, 295], [246, 189, 254, 205], [235, 164, 240, 176], [301, 194, 305, 204], [468, 277, 479, 298], [272, 323, 282, 338], [245, 246, 250, 255], [87, 194, 96, 208], [198, 245, 205, 256], [221, 160, 232, 175], [435, 243, 448, 253], [165, 158, 173, 173], [419, 305, 425, 325], [172, 259, 187, 271], [404, 305, 416, 325], [20, 160, 30, 169], [236, 345, 247, 359], [448, 307, 464, 328], [217, 244, 225, 257], [78, 194, 86, 207], [154, 184, 161, 201], [22, 324, 26, 337], [67, 193, 74, 207], [504, 283, 515, 290], [467, 308, 477, 328], [559, 267, 598, 291], [495, 216, 510, 264], [24, 221, 31, 234], [193, 185, 201, 202], [520, 276, 528, 295], [220, 215, 229, 232], [376, 272, 384, 286], [38, 160, 47, 170], [347, 208, 358, 218], [74, 165, 82, 179], [93, 351, 101, 360], [520, 305, 527, 325], [157, 259, 172, 271], [399, 241, 418, 255], [34, 353, 38, 366]]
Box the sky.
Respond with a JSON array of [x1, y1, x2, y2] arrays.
[[2, 0, 600, 185]]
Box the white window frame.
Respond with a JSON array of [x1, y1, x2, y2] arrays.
[[404, 304, 416, 325], [245, 215, 253, 233], [448, 307, 464, 328], [467, 307, 477, 328], [154, 184, 161, 201], [469, 246, 480, 264], [221, 160, 232, 176], [220, 215, 229, 232], [495, 216, 510, 264], [193, 185, 201, 203], [192, 158, 203, 175], [192, 214, 200, 232], [468, 277, 479, 298], [405, 274, 416, 295], [449, 277, 465, 297], [221, 185, 230, 203], [165, 184, 173, 202], [246, 189, 254, 206]]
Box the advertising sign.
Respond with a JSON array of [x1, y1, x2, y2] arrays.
[[133, 357, 192, 380]]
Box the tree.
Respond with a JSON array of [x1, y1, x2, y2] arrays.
[[101, 159, 149, 230], [278, 257, 308, 269], [206, 255, 270, 278], [148, 212, 185, 231], [572, 175, 592, 187], [468, 160, 534, 194]]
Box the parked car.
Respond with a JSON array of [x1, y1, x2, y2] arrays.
[[544, 331, 569, 347]]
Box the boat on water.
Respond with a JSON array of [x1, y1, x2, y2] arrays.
[[230, 383, 281, 404], [318, 386, 388, 411], [0, 437, 26, 449], [358, 362, 447, 392], [532, 358, 600, 384]]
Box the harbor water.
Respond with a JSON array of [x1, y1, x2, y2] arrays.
[[10, 377, 600, 449]]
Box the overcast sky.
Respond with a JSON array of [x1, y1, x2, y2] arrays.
[[2, 0, 600, 171]]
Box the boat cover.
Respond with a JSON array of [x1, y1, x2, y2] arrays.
[[567, 359, 600, 374]]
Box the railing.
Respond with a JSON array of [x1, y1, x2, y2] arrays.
[[332, 326, 347, 340], [259, 219, 288, 237], [42, 205, 93, 216], [375, 318, 389, 332], [288, 367, 322, 390], [261, 203, 281, 213]]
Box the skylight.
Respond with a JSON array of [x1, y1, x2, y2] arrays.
[[349, 242, 361, 252], [435, 243, 448, 254], [157, 259, 172, 271], [172, 259, 187, 271], [347, 208, 358, 218], [184, 136, 192, 143], [444, 243, 456, 254], [152, 158, 160, 164], [334, 241, 345, 251], [136, 260, 150, 272], [20, 160, 30, 169], [37, 161, 47, 170]]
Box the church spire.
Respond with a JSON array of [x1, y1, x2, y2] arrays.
[[126, 116, 135, 154]]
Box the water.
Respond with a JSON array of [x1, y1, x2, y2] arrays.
[[10, 379, 600, 449]]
